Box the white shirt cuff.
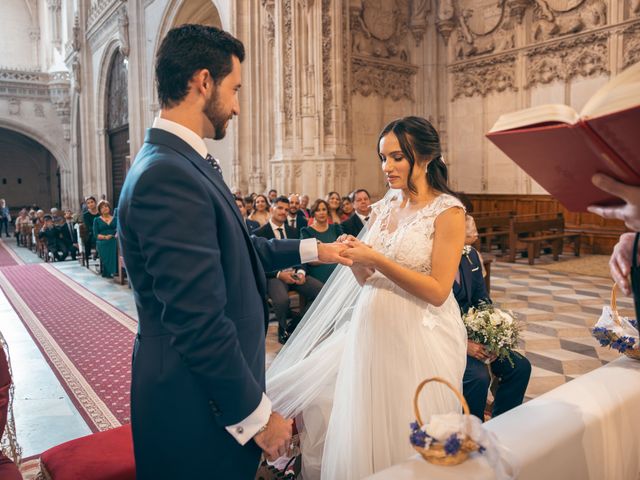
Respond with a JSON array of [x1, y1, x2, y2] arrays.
[[295, 269, 306, 276], [299, 238, 318, 264], [225, 393, 272, 445]]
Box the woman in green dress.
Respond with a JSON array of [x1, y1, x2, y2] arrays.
[[93, 200, 118, 278], [300, 199, 344, 284]]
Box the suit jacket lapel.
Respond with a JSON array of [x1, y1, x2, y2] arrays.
[[145, 129, 266, 295], [461, 256, 474, 309]]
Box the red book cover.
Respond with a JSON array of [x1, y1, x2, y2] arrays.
[[486, 105, 640, 212]]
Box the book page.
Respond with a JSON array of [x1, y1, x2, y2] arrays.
[[489, 104, 580, 133], [581, 62, 640, 118]]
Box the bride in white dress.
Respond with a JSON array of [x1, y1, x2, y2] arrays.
[[267, 116, 468, 479]]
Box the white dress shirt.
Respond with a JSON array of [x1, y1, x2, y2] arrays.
[[152, 117, 317, 444]]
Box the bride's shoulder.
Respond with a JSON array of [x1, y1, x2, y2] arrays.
[[435, 193, 465, 211]]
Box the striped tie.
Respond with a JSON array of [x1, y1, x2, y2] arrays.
[[205, 154, 223, 177]]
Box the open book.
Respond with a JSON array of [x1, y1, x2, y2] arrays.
[[487, 62, 640, 212]]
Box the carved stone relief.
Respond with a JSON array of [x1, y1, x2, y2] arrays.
[[450, 55, 516, 99], [118, 9, 130, 58], [261, 0, 275, 44], [9, 98, 20, 115], [622, 22, 640, 68], [631, 0, 640, 17], [322, 0, 333, 134], [34, 103, 45, 117], [526, 32, 609, 86], [350, 0, 419, 100], [352, 56, 418, 100], [532, 0, 607, 42], [283, 0, 293, 134]]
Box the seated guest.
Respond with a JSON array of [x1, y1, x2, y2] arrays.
[[326, 191, 343, 224], [248, 194, 270, 227], [243, 195, 255, 217], [267, 188, 278, 204], [50, 207, 64, 226], [300, 199, 344, 283], [341, 189, 371, 238], [230, 186, 242, 198], [254, 196, 322, 343], [300, 194, 311, 219], [93, 200, 118, 278], [15, 209, 30, 245], [286, 194, 308, 237], [340, 196, 354, 221], [82, 196, 100, 252], [454, 246, 531, 421], [235, 197, 260, 233], [59, 209, 79, 260], [38, 215, 68, 261]]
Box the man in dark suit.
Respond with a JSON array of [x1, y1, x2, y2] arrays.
[[117, 25, 350, 479], [59, 209, 78, 261], [341, 189, 371, 237], [38, 215, 68, 261], [453, 246, 531, 421], [235, 197, 260, 233], [285, 194, 308, 237], [254, 196, 322, 343]]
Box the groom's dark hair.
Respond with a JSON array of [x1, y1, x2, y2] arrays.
[[155, 24, 245, 108]]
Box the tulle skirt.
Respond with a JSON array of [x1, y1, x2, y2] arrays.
[[297, 276, 468, 479]]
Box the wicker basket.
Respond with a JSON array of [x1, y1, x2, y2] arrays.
[[609, 284, 640, 360], [412, 377, 479, 466]]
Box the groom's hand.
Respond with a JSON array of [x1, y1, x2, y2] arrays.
[[253, 412, 293, 461], [317, 242, 353, 267]]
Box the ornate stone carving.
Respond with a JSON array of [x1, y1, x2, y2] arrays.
[[350, 0, 417, 100], [351, 0, 410, 62], [0, 68, 50, 100], [283, 0, 293, 132], [450, 55, 517, 99], [72, 58, 81, 93], [34, 103, 45, 117], [436, 0, 456, 44], [72, 14, 81, 52], [322, 0, 333, 134], [506, 0, 532, 24], [454, 17, 516, 60], [118, 9, 130, 58], [352, 56, 418, 100], [49, 71, 71, 140], [622, 22, 640, 68], [87, 0, 118, 28], [261, 0, 275, 44], [526, 32, 609, 86], [409, 0, 430, 46], [294, 165, 303, 178], [532, 0, 607, 42], [8, 98, 20, 115], [632, 0, 640, 16]]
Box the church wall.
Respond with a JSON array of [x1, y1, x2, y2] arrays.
[[443, 0, 640, 196], [0, 0, 38, 68]]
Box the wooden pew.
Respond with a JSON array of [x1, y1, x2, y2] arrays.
[[508, 213, 581, 264], [473, 213, 514, 254]]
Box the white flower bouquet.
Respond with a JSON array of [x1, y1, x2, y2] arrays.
[[462, 302, 522, 366]]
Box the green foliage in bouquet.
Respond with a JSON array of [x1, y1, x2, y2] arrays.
[[462, 302, 522, 367]]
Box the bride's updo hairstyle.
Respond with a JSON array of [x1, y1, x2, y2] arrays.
[[378, 116, 457, 198]]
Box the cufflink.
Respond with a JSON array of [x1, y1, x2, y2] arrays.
[[236, 426, 244, 434]]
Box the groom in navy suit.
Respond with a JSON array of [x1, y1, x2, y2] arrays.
[[117, 25, 350, 479]]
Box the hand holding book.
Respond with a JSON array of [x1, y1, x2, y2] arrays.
[[588, 174, 640, 231]]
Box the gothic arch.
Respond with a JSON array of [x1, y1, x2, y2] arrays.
[[0, 117, 70, 174]]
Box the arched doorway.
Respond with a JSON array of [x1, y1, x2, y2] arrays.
[[105, 49, 129, 206], [0, 128, 61, 211]]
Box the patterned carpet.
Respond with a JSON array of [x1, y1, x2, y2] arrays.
[[0, 240, 136, 431], [0, 239, 20, 267]]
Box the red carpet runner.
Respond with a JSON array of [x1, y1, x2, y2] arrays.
[[0, 240, 20, 267], [0, 241, 136, 431]]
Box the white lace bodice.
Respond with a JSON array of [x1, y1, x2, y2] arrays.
[[365, 193, 464, 276]]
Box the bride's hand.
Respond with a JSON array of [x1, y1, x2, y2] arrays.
[[340, 240, 377, 268], [336, 234, 358, 244]]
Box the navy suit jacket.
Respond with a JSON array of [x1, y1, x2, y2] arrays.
[[117, 128, 303, 478], [341, 213, 365, 237], [253, 222, 306, 279], [453, 247, 491, 314]]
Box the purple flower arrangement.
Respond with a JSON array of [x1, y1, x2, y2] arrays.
[[592, 327, 637, 353]]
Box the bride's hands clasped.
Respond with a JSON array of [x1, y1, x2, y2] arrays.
[[337, 235, 378, 268]]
